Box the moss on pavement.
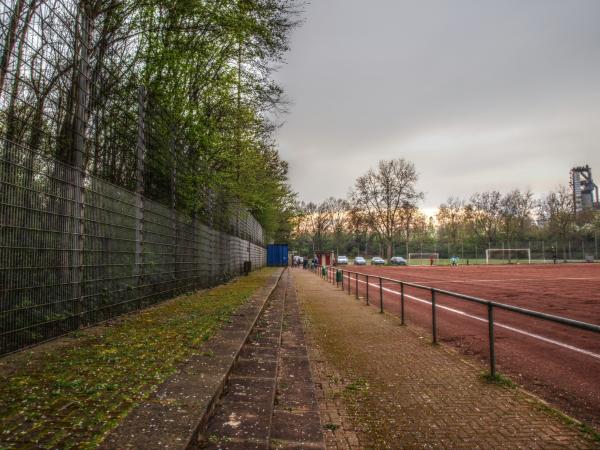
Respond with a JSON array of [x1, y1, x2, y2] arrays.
[[0, 268, 276, 449]]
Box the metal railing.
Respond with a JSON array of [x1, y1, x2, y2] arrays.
[[313, 265, 600, 378]]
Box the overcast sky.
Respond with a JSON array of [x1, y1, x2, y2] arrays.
[[274, 0, 600, 211]]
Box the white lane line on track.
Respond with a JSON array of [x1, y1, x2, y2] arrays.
[[342, 275, 600, 360], [409, 277, 600, 284]]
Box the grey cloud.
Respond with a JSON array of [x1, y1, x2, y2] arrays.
[[274, 0, 600, 208]]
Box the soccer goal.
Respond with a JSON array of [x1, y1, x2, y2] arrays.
[[408, 253, 440, 265], [485, 248, 531, 265]]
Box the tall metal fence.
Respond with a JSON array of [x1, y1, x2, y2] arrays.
[[0, 0, 271, 355], [0, 142, 266, 355]]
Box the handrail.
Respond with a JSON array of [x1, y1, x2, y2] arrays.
[[313, 264, 600, 378], [318, 265, 600, 333]]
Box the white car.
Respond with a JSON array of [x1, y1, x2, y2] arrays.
[[337, 255, 349, 265], [371, 257, 385, 265], [354, 256, 366, 265]]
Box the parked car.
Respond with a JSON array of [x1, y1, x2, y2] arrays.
[[371, 257, 386, 265], [354, 256, 366, 265], [337, 255, 348, 265], [390, 256, 407, 266]]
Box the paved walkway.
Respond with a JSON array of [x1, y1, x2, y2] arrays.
[[293, 268, 599, 449], [202, 269, 325, 449]]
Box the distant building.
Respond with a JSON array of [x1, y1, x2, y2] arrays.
[[571, 165, 600, 214]]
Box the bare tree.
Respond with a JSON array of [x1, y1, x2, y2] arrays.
[[323, 197, 349, 254], [436, 196, 465, 245], [539, 185, 575, 261], [499, 189, 536, 246], [351, 158, 423, 258], [467, 191, 502, 244], [300, 201, 333, 253]]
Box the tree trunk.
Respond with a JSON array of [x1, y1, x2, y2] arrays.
[[0, 0, 25, 95]]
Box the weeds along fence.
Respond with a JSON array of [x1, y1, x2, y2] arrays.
[[0, 1, 267, 355]]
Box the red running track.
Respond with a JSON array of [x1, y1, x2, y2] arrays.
[[324, 264, 600, 429]]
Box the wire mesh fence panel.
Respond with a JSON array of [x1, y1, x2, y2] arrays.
[[0, 141, 266, 355], [0, 0, 269, 355]]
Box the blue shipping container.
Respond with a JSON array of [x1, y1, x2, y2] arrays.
[[267, 244, 289, 267]]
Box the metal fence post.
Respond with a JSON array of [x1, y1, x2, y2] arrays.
[[170, 127, 178, 289], [348, 272, 351, 294], [431, 289, 437, 343], [379, 277, 383, 313], [341, 269, 344, 289], [488, 303, 496, 377], [355, 273, 359, 299], [135, 86, 146, 303], [366, 275, 369, 305], [400, 282, 405, 325], [72, 6, 90, 327]]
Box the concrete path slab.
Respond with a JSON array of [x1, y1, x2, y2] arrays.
[[201, 270, 325, 450]]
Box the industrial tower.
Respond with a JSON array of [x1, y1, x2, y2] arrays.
[[570, 165, 600, 214]]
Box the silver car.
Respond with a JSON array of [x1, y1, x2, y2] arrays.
[[337, 255, 348, 265], [354, 256, 366, 265], [371, 257, 385, 265]]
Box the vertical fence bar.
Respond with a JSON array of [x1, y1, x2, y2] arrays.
[[355, 273, 359, 299], [379, 277, 383, 313], [488, 303, 496, 377], [400, 282, 405, 325], [170, 128, 178, 289], [348, 272, 351, 294], [431, 289, 437, 343], [72, 6, 90, 327], [366, 275, 369, 305], [135, 86, 146, 304]]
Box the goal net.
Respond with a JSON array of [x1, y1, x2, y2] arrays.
[[485, 248, 531, 264], [408, 253, 440, 265]]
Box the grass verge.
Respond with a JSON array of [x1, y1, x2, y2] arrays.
[[0, 268, 276, 449]]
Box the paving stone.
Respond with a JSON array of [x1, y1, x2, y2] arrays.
[[293, 268, 599, 449], [202, 270, 325, 449]]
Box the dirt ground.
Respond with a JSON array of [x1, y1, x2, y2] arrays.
[[293, 268, 599, 449]]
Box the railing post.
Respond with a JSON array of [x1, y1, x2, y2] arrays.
[[431, 289, 437, 343], [366, 275, 369, 305], [488, 303, 496, 377], [379, 277, 383, 313], [355, 273, 359, 299], [348, 272, 351, 294], [400, 282, 405, 325], [341, 269, 344, 289]]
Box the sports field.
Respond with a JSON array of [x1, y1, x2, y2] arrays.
[[338, 263, 600, 428]]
